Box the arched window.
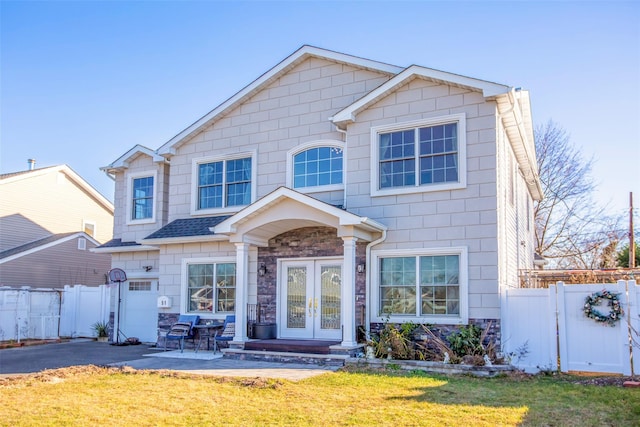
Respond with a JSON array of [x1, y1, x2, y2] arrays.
[[289, 142, 344, 190]]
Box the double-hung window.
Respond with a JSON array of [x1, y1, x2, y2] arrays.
[[374, 248, 467, 324], [372, 114, 466, 196], [127, 171, 156, 224], [194, 154, 254, 213], [185, 260, 236, 314]]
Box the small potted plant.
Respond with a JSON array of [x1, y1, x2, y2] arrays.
[[92, 321, 110, 342]]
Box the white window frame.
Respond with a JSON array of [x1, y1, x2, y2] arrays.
[[370, 247, 468, 324], [370, 113, 467, 197], [82, 220, 96, 238], [286, 140, 345, 194], [77, 237, 87, 251], [125, 170, 157, 225], [190, 151, 257, 215], [181, 257, 236, 319]]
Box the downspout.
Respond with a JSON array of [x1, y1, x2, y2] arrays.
[[364, 229, 387, 339], [335, 124, 348, 209]]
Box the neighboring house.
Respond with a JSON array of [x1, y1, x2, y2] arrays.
[[0, 164, 114, 287], [98, 46, 542, 346]]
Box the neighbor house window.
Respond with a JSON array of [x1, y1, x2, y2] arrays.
[[374, 248, 467, 323], [293, 146, 343, 188], [193, 154, 254, 213], [372, 114, 466, 196], [126, 171, 157, 225], [82, 220, 96, 237], [185, 261, 236, 314]]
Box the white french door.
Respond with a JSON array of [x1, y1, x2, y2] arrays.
[[279, 259, 342, 340]]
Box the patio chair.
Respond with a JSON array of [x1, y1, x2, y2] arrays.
[[213, 315, 235, 353], [164, 314, 200, 352]]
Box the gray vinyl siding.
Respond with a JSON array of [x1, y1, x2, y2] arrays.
[[0, 237, 111, 287]]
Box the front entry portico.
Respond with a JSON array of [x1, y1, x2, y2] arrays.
[[213, 187, 386, 348]]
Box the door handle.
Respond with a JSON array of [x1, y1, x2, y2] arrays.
[[308, 298, 313, 317], [314, 298, 318, 317]]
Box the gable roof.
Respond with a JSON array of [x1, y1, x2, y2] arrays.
[[330, 65, 511, 127], [214, 187, 386, 245], [0, 165, 114, 213], [100, 144, 166, 173], [0, 232, 100, 264], [156, 45, 404, 156]]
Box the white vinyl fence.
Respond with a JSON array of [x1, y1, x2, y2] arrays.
[[0, 285, 111, 342], [503, 280, 639, 375]]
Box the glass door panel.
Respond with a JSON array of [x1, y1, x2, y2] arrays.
[[286, 266, 307, 329]]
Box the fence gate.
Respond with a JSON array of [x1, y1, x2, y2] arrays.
[[504, 281, 639, 375]]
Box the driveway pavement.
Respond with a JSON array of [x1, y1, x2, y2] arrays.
[[0, 339, 339, 381]]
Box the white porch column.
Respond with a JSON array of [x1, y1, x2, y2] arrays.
[[341, 236, 358, 347], [234, 242, 250, 342]]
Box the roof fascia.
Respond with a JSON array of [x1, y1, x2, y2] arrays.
[[100, 144, 166, 173], [90, 244, 159, 254], [157, 46, 404, 156], [0, 232, 100, 264], [331, 65, 511, 126], [139, 234, 229, 246]]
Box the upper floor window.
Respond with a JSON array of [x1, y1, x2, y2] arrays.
[[132, 176, 154, 219], [126, 171, 157, 224], [193, 153, 255, 214], [371, 114, 466, 196], [287, 141, 344, 193], [293, 147, 343, 188]]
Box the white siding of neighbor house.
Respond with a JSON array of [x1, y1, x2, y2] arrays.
[[0, 169, 113, 250], [166, 58, 393, 220], [342, 78, 501, 320]]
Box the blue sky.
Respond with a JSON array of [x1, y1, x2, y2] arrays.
[[1, 1, 638, 218]]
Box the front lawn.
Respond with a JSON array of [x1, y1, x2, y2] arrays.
[[1, 366, 638, 426]]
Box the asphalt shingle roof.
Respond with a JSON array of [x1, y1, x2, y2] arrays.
[[144, 216, 231, 240], [96, 238, 142, 249], [0, 232, 79, 259]]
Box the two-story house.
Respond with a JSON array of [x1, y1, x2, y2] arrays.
[[98, 46, 541, 347], [0, 163, 114, 287]]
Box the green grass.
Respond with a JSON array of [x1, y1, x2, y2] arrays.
[[0, 366, 638, 426]]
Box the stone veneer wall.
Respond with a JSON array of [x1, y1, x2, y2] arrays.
[[370, 318, 501, 348], [257, 226, 367, 326]]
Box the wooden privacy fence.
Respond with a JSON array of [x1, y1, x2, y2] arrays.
[[0, 284, 111, 342], [503, 281, 639, 375]]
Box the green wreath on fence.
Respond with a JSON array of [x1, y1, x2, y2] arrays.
[[583, 290, 624, 327]]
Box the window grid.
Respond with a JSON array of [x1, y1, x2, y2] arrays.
[[198, 157, 251, 210], [293, 147, 343, 189], [131, 176, 154, 220], [129, 281, 152, 291], [187, 262, 236, 314], [379, 123, 459, 190], [380, 255, 460, 317]]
